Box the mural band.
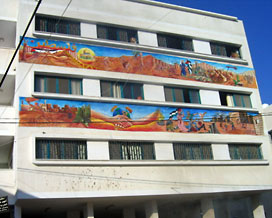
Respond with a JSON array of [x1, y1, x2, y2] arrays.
[[19, 37, 257, 88], [19, 97, 263, 135]]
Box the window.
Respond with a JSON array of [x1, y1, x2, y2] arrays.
[[173, 143, 213, 160], [164, 87, 200, 104], [157, 33, 193, 51], [229, 144, 263, 160], [101, 81, 144, 100], [35, 75, 82, 95], [109, 141, 155, 160], [210, 42, 241, 58], [35, 15, 80, 35], [36, 139, 87, 160], [219, 92, 252, 108], [97, 25, 138, 43]]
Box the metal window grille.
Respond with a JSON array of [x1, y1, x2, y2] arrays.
[[158, 34, 193, 51], [36, 139, 87, 160], [109, 141, 155, 160], [173, 143, 213, 160], [97, 25, 137, 42], [229, 144, 263, 160], [35, 16, 80, 35]]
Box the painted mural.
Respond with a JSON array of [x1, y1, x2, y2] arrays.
[[19, 97, 263, 135], [19, 37, 257, 88]]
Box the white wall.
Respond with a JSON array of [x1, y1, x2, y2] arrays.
[[154, 143, 174, 160], [138, 31, 158, 47], [83, 78, 101, 97], [143, 84, 165, 101], [80, 23, 97, 39], [199, 90, 221, 106], [193, 40, 212, 54], [87, 141, 110, 160], [212, 144, 231, 160]]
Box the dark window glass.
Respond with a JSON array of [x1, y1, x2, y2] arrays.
[[47, 77, 57, 93], [133, 84, 143, 100], [174, 88, 184, 102], [36, 139, 87, 160], [58, 78, 69, 94], [123, 84, 133, 99], [34, 75, 82, 95], [173, 143, 213, 160], [229, 144, 263, 160], [211, 42, 241, 58], [100, 81, 144, 100], [164, 87, 200, 104], [109, 141, 155, 160], [189, 90, 201, 103], [164, 87, 174, 102], [97, 25, 137, 43], [100, 81, 112, 97], [233, 94, 243, 107], [35, 15, 80, 35], [219, 92, 228, 106], [157, 34, 193, 51]]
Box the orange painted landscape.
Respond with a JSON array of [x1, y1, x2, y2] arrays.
[[19, 37, 257, 88]]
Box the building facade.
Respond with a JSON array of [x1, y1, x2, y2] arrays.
[[1, 0, 272, 217]]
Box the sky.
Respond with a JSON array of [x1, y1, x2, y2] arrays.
[[154, 0, 272, 105]]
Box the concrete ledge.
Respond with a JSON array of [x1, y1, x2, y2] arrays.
[[33, 31, 248, 66], [33, 159, 269, 166], [32, 91, 259, 113]]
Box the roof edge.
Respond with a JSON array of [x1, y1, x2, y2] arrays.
[[124, 0, 238, 22]]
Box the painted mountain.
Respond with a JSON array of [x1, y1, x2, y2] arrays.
[[19, 37, 257, 88]]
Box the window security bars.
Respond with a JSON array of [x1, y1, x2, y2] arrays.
[[36, 139, 87, 160], [229, 144, 263, 160], [173, 143, 213, 160], [35, 15, 80, 35], [109, 141, 155, 160]]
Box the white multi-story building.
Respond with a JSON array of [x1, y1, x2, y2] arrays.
[[1, 0, 272, 217]]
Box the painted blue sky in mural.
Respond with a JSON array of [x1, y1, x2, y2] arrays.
[[23, 37, 253, 74], [20, 97, 258, 121]]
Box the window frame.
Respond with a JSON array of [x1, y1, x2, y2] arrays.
[[228, 144, 263, 160], [97, 24, 138, 43], [34, 75, 83, 95], [35, 15, 81, 36], [109, 141, 155, 160], [36, 139, 87, 160], [100, 80, 144, 100], [219, 91, 252, 108], [157, 33, 193, 51], [173, 143, 213, 160], [164, 86, 201, 104], [210, 42, 241, 58]]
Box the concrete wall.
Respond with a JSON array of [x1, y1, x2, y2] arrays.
[[14, 0, 271, 202]]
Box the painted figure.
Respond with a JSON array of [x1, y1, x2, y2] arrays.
[[186, 111, 197, 131], [185, 60, 193, 75], [177, 108, 188, 132], [166, 116, 174, 132], [180, 60, 187, 76], [196, 112, 207, 131]]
